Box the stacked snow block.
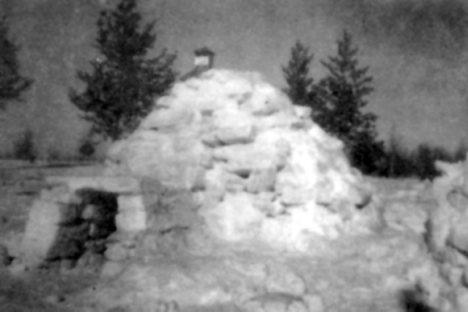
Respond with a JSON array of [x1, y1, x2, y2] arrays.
[[20, 176, 147, 269]]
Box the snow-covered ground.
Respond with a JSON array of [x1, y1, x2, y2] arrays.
[[0, 164, 448, 312]]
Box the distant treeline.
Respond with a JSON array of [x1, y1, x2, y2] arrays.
[[0, 128, 97, 163], [380, 134, 466, 180]]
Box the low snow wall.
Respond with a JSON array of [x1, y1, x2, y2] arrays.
[[20, 176, 146, 268]]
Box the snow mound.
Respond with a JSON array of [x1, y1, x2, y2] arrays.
[[107, 69, 374, 251]]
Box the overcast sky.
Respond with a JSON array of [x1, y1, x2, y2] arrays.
[[1, 0, 467, 155]]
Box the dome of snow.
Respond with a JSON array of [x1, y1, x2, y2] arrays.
[[106, 69, 374, 251]]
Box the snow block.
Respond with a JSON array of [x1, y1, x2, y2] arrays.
[[114, 130, 208, 190], [21, 200, 66, 265], [116, 195, 147, 233], [46, 176, 141, 194], [212, 109, 256, 145], [246, 168, 276, 194], [39, 184, 78, 204], [140, 104, 196, 130], [200, 193, 263, 242]]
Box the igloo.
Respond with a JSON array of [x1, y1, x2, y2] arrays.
[[104, 69, 375, 251]]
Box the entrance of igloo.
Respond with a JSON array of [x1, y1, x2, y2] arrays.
[[46, 188, 118, 266]]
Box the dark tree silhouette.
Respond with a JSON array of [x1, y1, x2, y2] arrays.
[[316, 30, 385, 174], [70, 0, 177, 141], [282, 41, 315, 107], [13, 128, 37, 163], [0, 16, 33, 110]]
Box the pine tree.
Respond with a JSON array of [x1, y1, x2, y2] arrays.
[[282, 41, 315, 107], [70, 0, 177, 141], [0, 16, 33, 110], [317, 30, 385, 174], [13, 128, 37, 163]]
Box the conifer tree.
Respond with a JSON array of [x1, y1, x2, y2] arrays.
[[316, 30, 385, 174], [282, 41, 315, 107], [0, 16, 33, 110], [282, 41, 330, 123], [70, 0, 177, 141]]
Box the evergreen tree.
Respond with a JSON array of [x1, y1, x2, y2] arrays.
[[78, 130, 97, 160], [282, 41, 315, 107], [0, 16, 33, 110], [13, 128, 37, 163], [282, 41, 330, 123], [316, 30, 384, 174], [70, 0, 177, 141]]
